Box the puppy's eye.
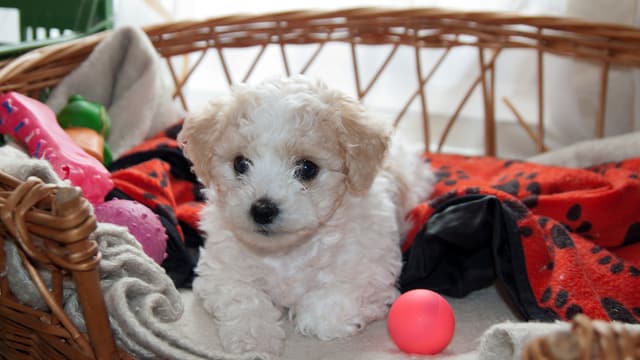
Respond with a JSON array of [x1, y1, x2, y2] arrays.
[[294, 159, 319, 181], [233, 155, 252, 175]]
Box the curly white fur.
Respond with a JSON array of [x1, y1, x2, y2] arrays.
[[178, 76, 434, 356]]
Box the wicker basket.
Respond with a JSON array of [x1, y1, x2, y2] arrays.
[[0, 171, 130, 359], [522, 314, 640, 359], [2, 8, 640, 156], [1, 7, 640, 359]]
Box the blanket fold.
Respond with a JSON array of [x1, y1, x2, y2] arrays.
[[45, 26, 184, 158], [107, 121, 204, 288], [401, 195, 517, 298], [402, 154, 640, 324]]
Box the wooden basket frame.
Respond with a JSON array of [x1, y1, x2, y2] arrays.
[[2, 8, 640, 156], [0, 172, 125, 359]]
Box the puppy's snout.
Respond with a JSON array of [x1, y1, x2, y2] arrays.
[[250, 197, 280, 225]]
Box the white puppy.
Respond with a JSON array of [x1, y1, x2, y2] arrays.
[[178, 76, 434, 355]]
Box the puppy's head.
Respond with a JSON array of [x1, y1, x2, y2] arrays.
[[179, 76, 389, 252]]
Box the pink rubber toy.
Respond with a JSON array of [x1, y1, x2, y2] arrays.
[[0, 92, 113, 204], [94, 199, 168, 264], [387, 289, 455, 355]]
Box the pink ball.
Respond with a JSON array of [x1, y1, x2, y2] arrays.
[[94, 199, 168, 264], [387, 289, 455, 355]]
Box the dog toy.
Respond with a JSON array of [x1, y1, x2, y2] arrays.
[[57, 94, 113, 165], [0, 91, 113, 204], [64, 127, 106, 163], [93, 198, 168, 264], [387, 289, 455, 355]]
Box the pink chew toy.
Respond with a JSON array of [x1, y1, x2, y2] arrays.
[[0, 92, 113, 204], [94, 199, 168, 264], [387, 289, 455, 355]]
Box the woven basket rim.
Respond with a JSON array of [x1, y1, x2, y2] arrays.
[[1, 5, 639, 155], [143, 7, 640, 36], [1, 7, 640, 88]]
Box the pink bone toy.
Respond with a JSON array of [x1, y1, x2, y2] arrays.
[[0, 92, 113, 204]]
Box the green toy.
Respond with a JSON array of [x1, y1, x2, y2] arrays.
[[57, 94, 113, 166], [58, 95, 112, 137], [103, 142, 113, 165]]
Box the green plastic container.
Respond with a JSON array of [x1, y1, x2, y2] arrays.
[[0, 0, 113, 60]]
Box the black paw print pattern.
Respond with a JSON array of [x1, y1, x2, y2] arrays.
[[539, 286, 583, 320], [587, 160, 640, 181], [409, 153, 640, 324], [541, 217, 640, 323], [536, 219, 640, 324], [433, 165, 471, 187], [560, 204, 594, 239], [489, 164, 541, 207]]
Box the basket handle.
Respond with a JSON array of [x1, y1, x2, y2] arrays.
[[0, 171, 119, 359]]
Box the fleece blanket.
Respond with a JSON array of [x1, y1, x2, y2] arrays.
[[528, 131, 640, 168], [401, 153, 640, 324], [107, 121, 204, 288], [45, 26, 183, 158]]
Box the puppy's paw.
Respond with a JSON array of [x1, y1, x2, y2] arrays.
[[294, 287, 375, 340], [194, 278, 286, 355], [217, 319, 286, 355]]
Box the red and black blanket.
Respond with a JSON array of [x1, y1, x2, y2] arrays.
[[106, 122, 205, 288], [401, 154, 640, 323], [106, 123, 640, 323]]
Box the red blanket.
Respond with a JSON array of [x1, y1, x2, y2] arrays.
[[106, 122, 205, 288], [401, 154, 640, 323]]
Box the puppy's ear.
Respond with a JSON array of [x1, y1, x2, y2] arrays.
[[335, 96, 390, 195], [178, 100, 228, 185]]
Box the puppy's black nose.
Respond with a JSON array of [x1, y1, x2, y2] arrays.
[[250, 198, 279, 225]]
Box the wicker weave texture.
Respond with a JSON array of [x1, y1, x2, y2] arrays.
[[0, 172, 124, 359], [142, 8, 640, 61], [523, 314, 640, 359], [1, 8, 640, 155]]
